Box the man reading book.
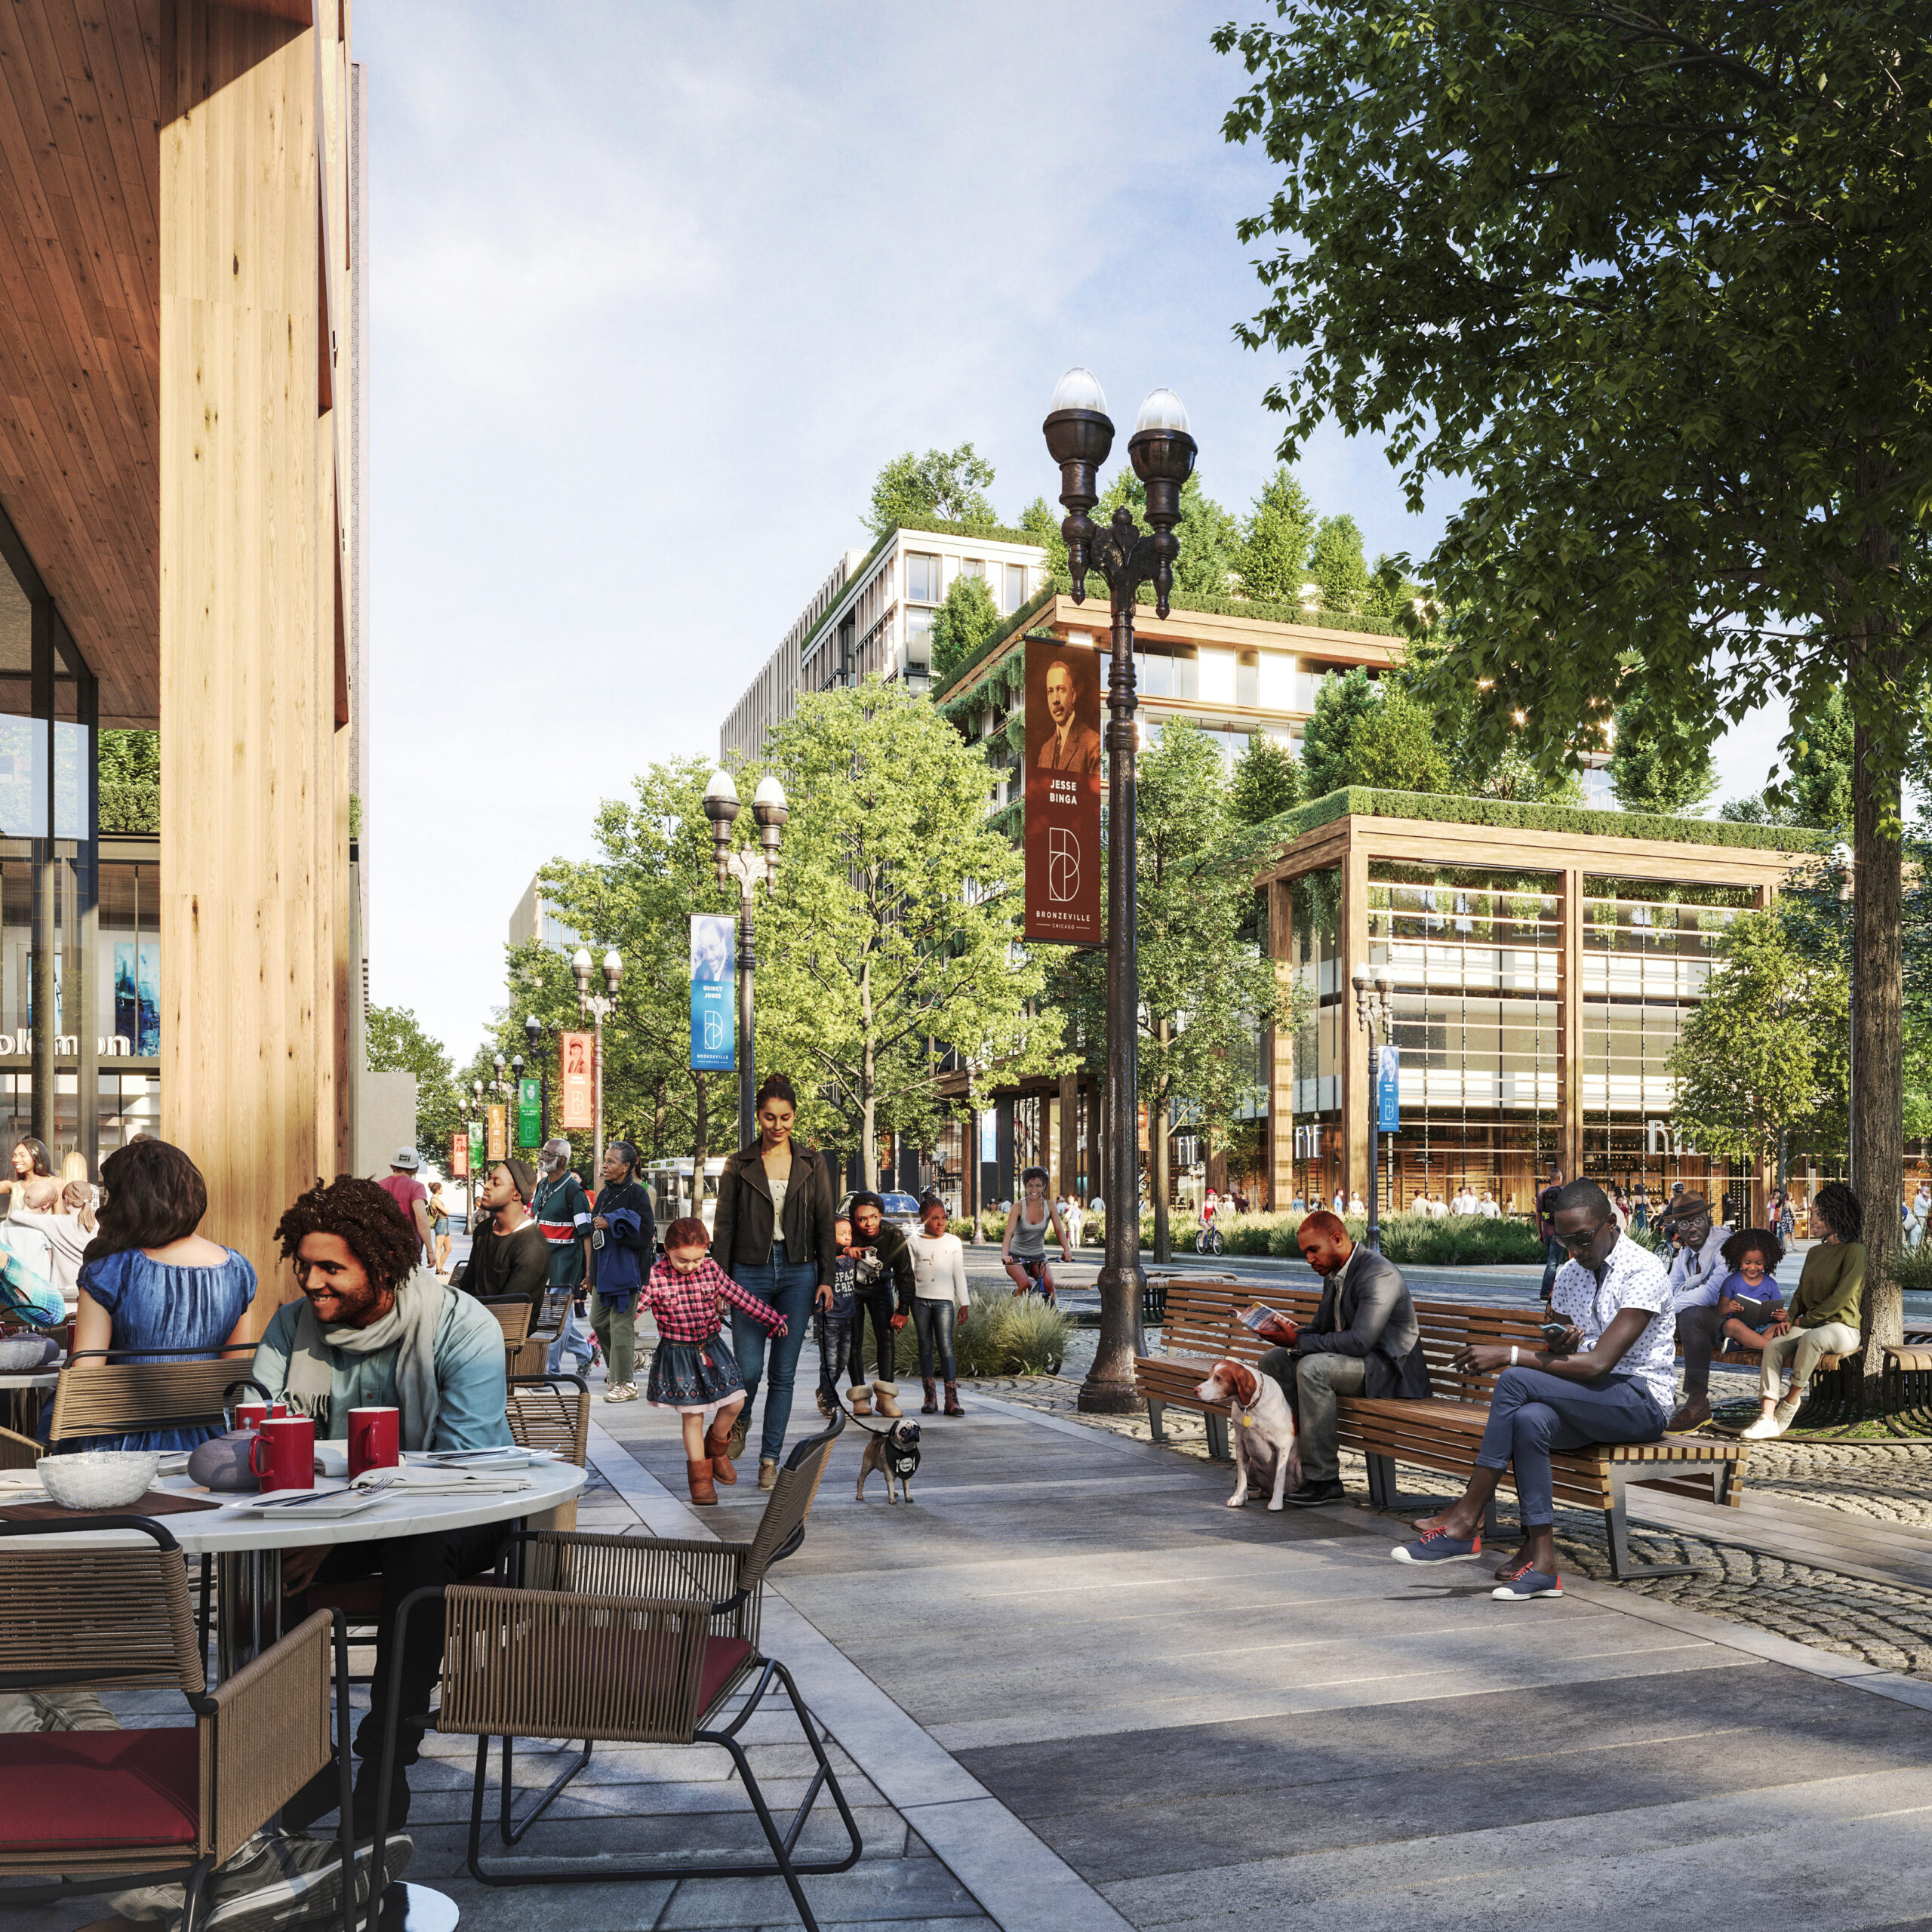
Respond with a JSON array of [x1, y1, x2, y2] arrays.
[[1252, 1210, 1432, 1506]]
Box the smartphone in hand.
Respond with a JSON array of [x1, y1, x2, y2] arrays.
[[1539, 1319, 1572, 1346]]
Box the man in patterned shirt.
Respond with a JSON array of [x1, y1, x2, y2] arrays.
[[1391, 1179, 1673, 1600]]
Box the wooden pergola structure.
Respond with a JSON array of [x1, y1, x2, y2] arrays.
[[0, 1, 357, 1321]]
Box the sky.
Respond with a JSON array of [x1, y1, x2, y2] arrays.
[[360, 1, 1792, 1065]]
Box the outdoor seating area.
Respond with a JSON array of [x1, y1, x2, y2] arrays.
[[1134, 1277, 1750, 1578]]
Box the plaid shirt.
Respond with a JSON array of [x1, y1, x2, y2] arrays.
[[641, 1256, 786, 1344]]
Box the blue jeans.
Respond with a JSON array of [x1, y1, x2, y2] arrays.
[[729, 1242, 819, 1462], [1475, 1364, 1666, 1528]]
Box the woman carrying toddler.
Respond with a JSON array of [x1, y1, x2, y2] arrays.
[[641, 1214, 786, 1506]]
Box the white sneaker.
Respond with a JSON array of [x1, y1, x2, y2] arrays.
[[1740, 1412, 1786, 1439], [1772, 1392, 1804, 1429], [602, 1383, 638, 1404], [128, 1829, 412, 1932]]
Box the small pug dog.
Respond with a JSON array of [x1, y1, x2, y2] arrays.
[[856, 1418, 921, 1503]]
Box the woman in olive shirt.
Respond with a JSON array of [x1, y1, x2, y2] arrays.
[[711, 1073, 837, 1487], [1742, 1180, 1865, 1439]]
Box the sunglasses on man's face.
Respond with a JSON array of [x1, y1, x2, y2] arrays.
[[1558, 1222, 1609, 1251]]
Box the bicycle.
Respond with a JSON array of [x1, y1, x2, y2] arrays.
[[1193, 1221, 1226, 1257]]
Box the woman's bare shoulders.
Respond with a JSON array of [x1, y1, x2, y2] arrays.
[[141, 1233, 232, 1269]]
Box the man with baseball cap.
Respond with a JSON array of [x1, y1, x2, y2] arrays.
[[377, 1146, 435, 1269], [533, 1139, 595, 1374]]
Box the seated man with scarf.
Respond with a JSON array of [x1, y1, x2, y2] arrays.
[[252, 1177, 512, 1836]]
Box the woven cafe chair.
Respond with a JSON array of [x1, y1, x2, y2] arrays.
[[0, 1517, 355, 1932], [368, 1412, 857, 1931], [48, 1348, 255, 1447], [0, 1427, 39, 1470]]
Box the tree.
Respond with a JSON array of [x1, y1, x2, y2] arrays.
[[930, 571, 1002, 681], [1298, 666, 1380, 798], [1609, 684, 1717, 817], [1229, 732, 1302, 826], [1235, 466, 1318, 603], [534, 757, 741, 1189], [866, 443, 998, 539], [100, 729, 158, 834], [1097, 469, 1240, 601], [1137, 718, 1291, 1260], [1017, 495, 1069, 580], [1306, 513, 1369, 616], [366, 1004, 463, 1169], [1784, 685, 1854, 830], [1668, 912, 1848, 1187], [1218, 7, 1932, 1392], [1348, 687, 1449, 794], [756, 677, 1064, 1186]]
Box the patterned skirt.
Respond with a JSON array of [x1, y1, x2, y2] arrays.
[[646, 1334, 746, 1416]]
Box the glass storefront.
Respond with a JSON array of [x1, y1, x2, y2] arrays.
[[1286, 866, 1344, 1205], [1372, 863, 1562, 1215]]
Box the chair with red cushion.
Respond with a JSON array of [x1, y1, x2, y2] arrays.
[[0, 1517, 354, 1932], [365, 1410, 857, 1932]]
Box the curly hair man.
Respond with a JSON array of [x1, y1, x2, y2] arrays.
[[251, 1175, 513, 1838]]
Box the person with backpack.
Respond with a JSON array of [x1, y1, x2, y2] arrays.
[[532, 1139, 594, 1376], [589, 1140, 653, 1402]]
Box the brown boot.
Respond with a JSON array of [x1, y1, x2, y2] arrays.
[[872, 1380, 903, 1419], [921, 1378, 939, 1414], [944, 1381, 964, 1417], [687, 1457, 718, 1506], [848, 1384, 872, 1417], [704, 1413, 738, 1484]]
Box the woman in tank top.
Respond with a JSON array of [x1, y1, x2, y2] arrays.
[[1001, 1166, 1072, 1303]]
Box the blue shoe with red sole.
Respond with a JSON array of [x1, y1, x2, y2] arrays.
[[1492, 1564, 1564, 1600], [1391, 1527, 1482, 1564]]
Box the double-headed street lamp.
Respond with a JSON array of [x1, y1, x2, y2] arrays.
[[1043, 368, 1197, 1414], [572, 946, 623, 1175], [702, 769, 789, 1149], [1352, 964, 1395, 1253]]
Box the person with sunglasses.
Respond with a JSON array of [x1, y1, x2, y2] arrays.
[[1392, 1179, 1674, 1601]]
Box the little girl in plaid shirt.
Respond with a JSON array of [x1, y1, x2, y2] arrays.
[[641, 1216, 786, 1506]]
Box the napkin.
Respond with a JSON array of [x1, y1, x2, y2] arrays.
[[349, 1466, 532, 1496]]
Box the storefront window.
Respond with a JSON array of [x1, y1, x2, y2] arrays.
[[1286, 866, 1343, 1205]]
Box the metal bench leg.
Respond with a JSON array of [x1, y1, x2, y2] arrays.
[[1146, 1401, 1166, 1444], [1204, 1413, 1229, 1461], [1367, 1453, 1395, 1512], [1604, 1474, 1700, 1580]]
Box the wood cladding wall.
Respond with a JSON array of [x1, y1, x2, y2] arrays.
[[158, 0, 352, 1324], [0, 1, 163, 723]]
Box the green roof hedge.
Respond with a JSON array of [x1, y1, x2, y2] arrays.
[[1257, 788, 1836, 856]]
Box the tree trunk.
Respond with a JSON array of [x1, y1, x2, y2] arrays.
[[1852, 636, 1906, 1409], [1152, 1017, 1172, 1263], [860, 960, 878, 1192]]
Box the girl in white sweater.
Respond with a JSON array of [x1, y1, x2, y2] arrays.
[[906, 1193, 970, 1417]]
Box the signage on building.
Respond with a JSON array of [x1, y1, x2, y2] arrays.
[[689, 913, 735, 1072], [559, 1032, 594, 1130], [1377, 1044, 1400, 1134], [517, 1078, 541, 1148], [486, 1103, 506, 1161], [1022, 637, 1103, 945], [450, 1130, 469, 1179]]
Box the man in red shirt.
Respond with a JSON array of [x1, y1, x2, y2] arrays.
[[376, 1147, 435, 1267]]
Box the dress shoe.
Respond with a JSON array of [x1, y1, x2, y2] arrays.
[[1283, 1478, 1346, 1507], [1666, 1393, 1712, 1433]]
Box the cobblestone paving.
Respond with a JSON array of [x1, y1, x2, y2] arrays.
[[970, 1371, 1932, 1681]]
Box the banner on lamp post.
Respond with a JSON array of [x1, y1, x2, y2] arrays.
[[485, 1104, 506, 1162], [517, 1078, 541, 1148], [1022, 638, 1103, 945], [558, 1032, 594, 1131], [689, 914, 735, 1072], [1377, 1043, 1401, 1134], [450, 1130, 469, 1179], [467, 1119, 484, 1171]]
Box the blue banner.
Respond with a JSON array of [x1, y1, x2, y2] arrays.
[[1376, 1042, 1400, 1134], [690, 913, 735, 1071]]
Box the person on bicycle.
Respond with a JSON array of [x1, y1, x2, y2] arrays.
[[1001, 1168, 1072, 1303], [1197, 1189, 1225, 1254]]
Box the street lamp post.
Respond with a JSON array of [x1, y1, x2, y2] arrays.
[[702, 770, 788, 1149], [510, 1053, 525, 1155], [524, 1014, 549, 1145], [1043, 368, 1197, 1414], [1352, 964, 1395, 1253], [572, 946, 623, 1171]]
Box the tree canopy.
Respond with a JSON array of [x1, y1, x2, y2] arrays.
[[1235, 467, 1318, 604], [930, 571, 1002, 681], [1608, 683, 1717, 817], [1229, 731, 1302, 826], [866, 443, 999, 538]]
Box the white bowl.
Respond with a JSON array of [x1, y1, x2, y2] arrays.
[[39, 1451, 162, 1510], [0, 1334, 51, 1371]]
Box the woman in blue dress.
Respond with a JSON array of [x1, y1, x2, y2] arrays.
[[65, 1138, 255, 1452]]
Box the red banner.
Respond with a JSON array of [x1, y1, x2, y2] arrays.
[[558, 1031, 594, 1131], [1023, 637, 1103, 944]]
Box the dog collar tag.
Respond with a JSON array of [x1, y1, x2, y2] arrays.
[[1241, 1415, 1252, 1428]]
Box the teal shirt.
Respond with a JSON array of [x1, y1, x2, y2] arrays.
[[251, 1289, 512, 1450]]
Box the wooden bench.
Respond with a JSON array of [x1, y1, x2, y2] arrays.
[[1134, 1279, 1748, 1581]]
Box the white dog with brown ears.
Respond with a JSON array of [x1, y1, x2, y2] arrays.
[[1195, 1359, 1300, 1510]]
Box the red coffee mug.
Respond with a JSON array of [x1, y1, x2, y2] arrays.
[[347, 1405, 400, 1478], [250, 1412, 315, 1492], [232, 1396, 288, 1432]]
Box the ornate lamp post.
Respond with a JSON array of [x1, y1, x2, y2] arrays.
[[1043, 368, 1197, 1414], [523, 1013, 549, 1145], [702, 769, 788, 1149], [571, 946, 623, 1174], [1352, 964, 1395, 1252]]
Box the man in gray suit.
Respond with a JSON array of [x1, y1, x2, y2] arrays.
[[1253, 1208, 1431, 1506]]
